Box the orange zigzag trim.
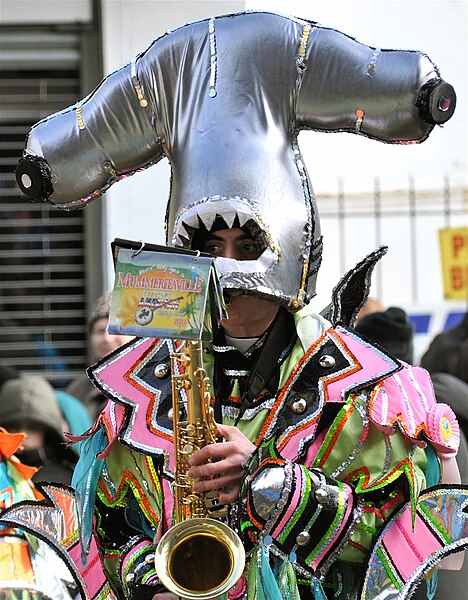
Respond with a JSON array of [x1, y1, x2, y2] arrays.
[[97, 456, 161, 528]]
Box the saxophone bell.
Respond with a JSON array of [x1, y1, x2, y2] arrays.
[[154, 517, 245, 600]]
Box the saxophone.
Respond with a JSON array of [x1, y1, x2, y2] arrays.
[[154, 340, 245, 600]]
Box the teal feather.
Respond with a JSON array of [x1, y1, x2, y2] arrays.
[[71, 428, 107, 561], [312, 576, 328, 600]]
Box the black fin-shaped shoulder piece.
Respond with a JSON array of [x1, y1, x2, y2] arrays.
[[320, 246, 388, 327]]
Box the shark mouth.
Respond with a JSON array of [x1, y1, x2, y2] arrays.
[[171, 196, 280, 276]]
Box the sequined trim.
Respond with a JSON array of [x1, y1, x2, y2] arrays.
[[379, 383, 388, 424], [393, 372, 416, 433], [367, 47, 381, 77], [362, 486, 468, 599], [278, 465, 313, 544], [380, 434, 393, 481], [109, 401, 118, 434], [75, 103, 85, 130], [407, 367, 430, 412], [121, 538, 157, 597], [291, 136, 314, 303], [307, 480, 347, 565], [224, 369, 250, 377], [97, 457, 162, 529], [330, 395, 369, 478], [222, 395, 275, 422], [314, 396, 355, 470], [208, 18, 217, 98], [212, 344, 238, 353], [131, 58, 148, 107], [297, 24, 312, 64], [317, 503, 363, 580]]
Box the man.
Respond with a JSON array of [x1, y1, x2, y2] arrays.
[[69, 221, 465, 600], [10, 11, 465, 600]]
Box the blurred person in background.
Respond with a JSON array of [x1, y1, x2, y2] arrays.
[[354, 305, 414, 363], [353, 296, 384, 325], [421, 312, 468, 385], [55, 389, 93, 457], [0, 378, 77, 485], [0, 362, 19, 390], [66, 292, 133, 420]]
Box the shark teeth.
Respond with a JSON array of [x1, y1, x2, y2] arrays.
[[198, 211, 217, 231], [180, 212, 200, 228], [173, 197, 257, 246], [222, 210, 237, 229], [177, 223, 189, 241], [237, 211, 251, 227]]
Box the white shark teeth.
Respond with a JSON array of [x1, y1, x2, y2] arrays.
[[198, 210, 218, 231], [177, 223, 189, 241], [180, 212, 200, 228], [237, 211, 251, 227], [222, 210, 237, 229]]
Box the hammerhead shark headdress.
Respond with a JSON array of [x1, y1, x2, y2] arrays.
[[16, 11, 455, 309]]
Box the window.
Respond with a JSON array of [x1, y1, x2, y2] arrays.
[[0, 27, 101, 386]]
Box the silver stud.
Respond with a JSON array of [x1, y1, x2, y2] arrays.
[[292, 398, 307, 414], [315, 487, 328, 504], [319, 354, 335, 368], [168, 408, 181, 421], [145, 553, 155, 564], [296, 531, 310, 546], [126, 572, 135, 582], [154, 363, 169, 378]]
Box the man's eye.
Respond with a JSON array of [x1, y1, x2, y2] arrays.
[[241, 242, 258, 255], [204, 243, 222, 255]]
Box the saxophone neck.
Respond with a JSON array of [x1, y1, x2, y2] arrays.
[[185, 340, 210, 425]]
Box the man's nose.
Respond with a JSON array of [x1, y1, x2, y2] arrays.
[[220, 242, 237, 259]]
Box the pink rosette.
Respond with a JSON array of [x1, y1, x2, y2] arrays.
[[228, 576, 247, 600], [426, 403, 460, 458]]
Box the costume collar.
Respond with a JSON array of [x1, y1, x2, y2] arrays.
[[260, 325, 400, 461]]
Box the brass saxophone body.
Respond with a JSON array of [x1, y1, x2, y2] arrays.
[[154, 340, 245, 600]]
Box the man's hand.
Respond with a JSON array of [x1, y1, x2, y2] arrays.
[[187, 423, 255, 504], [152, 594, 178, 599]]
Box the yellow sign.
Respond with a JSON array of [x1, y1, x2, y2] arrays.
[[438, 227, 468, 300]]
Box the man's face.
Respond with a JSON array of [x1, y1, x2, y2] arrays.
[[202, 228, 279, 336], [91, 317, 133, 360], [202, 227, 263, 260]]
